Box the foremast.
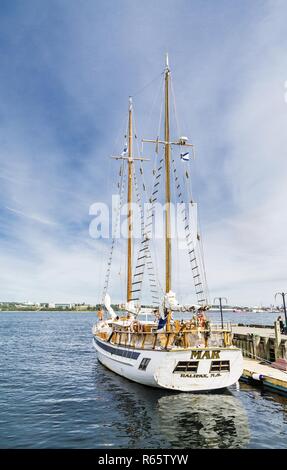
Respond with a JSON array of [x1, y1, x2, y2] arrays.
[[111, 97, 149, 307]]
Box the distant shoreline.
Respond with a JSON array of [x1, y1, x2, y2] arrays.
[[0, 308, 281, 314], [0, 308, 98, 312]]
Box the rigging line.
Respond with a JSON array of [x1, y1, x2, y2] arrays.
[[108, 109, 129, 197], [102, 160, 127, 301], [152, 238, 164, 296], [132, 166, 161, 305], [132, 73, 163, 149], [130, 120, 166, 304], [132, 170, 145, 305], [170, 73, 195, 207], [112, 108, 130, 154], [197, 214, 210, 303], [142, 75, 165, 197], [182, 183, 208, 304], [136, 74, 165, 203], [157, 76, 165, 139], [120, 239, 125, 304], [170, 75, 209, 305], [170, 74, 182, 141], [171, 158, 194, 303], [146, 168, 165, 297], [151, 159, 165, 297], [138, 72, 164, 136], [132, 105, 148, 203], [170, 147, 182, 303], [149, 78, 165, 201], [131, 71, 164, 97], [137, 200, 163, 300], [96, 247, 104, 305], [170, 73, 191, 147], [171, 156, 207, 305], [146, 153, 164, 291]]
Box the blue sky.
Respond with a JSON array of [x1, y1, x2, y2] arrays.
[[0, 0, 287, 305]]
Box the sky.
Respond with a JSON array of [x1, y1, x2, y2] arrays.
[[0, 0, 287, 306]]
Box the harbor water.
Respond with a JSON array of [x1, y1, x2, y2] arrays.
[[1, 311, 287, 449]]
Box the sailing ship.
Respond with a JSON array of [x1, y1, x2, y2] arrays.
[[92, 55, 243, 391]]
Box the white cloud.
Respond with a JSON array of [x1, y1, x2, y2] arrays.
[[6, 207, 58, 226]]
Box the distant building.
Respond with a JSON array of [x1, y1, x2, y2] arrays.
[[54, 303, 73, 309], [24, 300, 37, 306]]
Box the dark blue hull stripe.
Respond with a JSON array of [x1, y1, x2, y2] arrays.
[[94, 337, 140, 360]]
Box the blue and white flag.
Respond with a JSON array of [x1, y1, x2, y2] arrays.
[[180, 152, 190, 162], [157, 317, 167, 330], [121, 143, 128, 156]]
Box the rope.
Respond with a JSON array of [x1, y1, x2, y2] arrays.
[[130, 154, 164, 305], [170, 155, 208, 305], [132, 72, 164, 98], [169, 74, 209, 305], [132, 167, 161, 306], [102, 159, 127, 302]]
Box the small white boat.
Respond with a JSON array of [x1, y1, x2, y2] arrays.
[[93, 55, 243, 392]]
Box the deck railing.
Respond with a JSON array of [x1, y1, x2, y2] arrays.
[[107, 327, 232, 350]]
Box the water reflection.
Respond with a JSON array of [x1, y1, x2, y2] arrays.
[[157, 392, 249, 448], [94, 363, 250, 448], [240, 381, 287, 408]]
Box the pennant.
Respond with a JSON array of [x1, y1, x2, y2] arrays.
[[180, 152, 190, 162], [121, 143, 128, 156], [157, 317, 167, 330]]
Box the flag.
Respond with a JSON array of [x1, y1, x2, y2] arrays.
[[157, 317, 167, 330], [180, 152, 190, 161], [121, 143, 128, 156]]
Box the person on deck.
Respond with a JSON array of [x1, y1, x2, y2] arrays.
[[197, 309, 206, 328]]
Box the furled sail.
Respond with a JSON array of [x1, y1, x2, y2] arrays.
[[104, 293, 116, 319]]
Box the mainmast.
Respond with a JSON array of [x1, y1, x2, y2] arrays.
[[136, 55, 209, 310], [164, 53, 171, 295], [127, 97, 133, 303]]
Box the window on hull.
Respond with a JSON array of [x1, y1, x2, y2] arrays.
[[210, 360, 230, 372], [139, 358, 151, 371], [173, 361, 199, 373]]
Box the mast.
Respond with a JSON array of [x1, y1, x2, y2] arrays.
[[127, 97, 133, 303], [164, 53, 171, 294], [141, 55, 207, 309], [109, 97, 149, 307]]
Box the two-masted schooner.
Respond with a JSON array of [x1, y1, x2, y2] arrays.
[[92, 56, 243, 391]]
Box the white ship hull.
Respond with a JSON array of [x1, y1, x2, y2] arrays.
[[93, 336, 243, 392]]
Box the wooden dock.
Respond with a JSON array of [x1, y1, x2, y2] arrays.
[[240, 358, 287, 395], [232, 322, 287, 365], [232, 325, 287, 340]]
